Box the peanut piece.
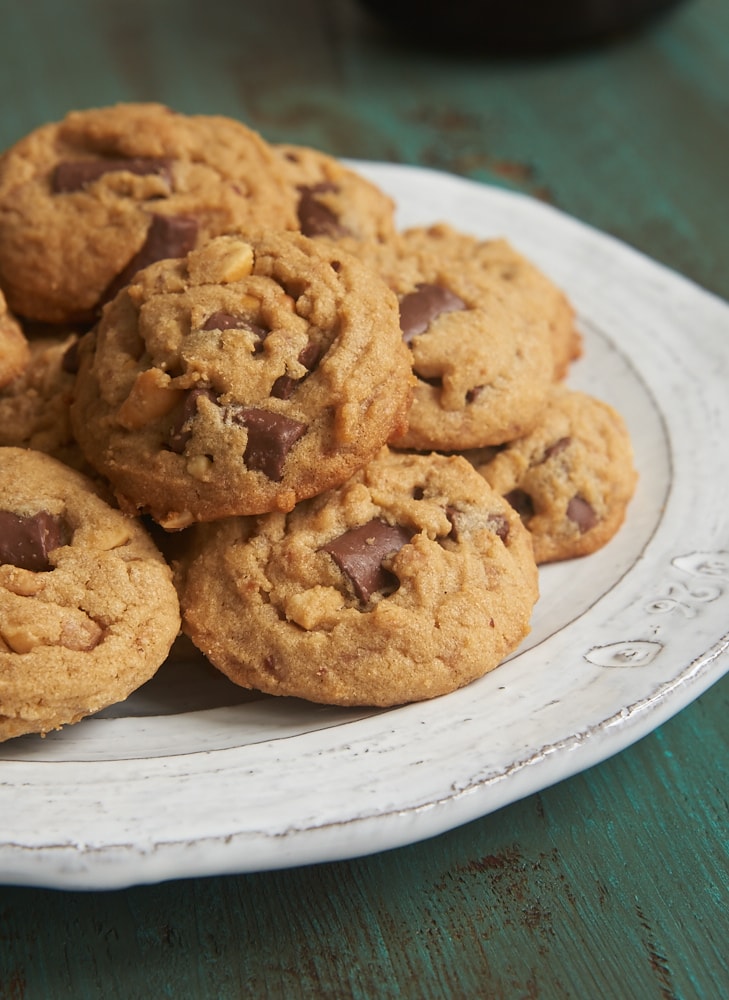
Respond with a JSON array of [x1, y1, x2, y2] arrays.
[[187, 236, 254, 285], [117, 369, 185, 430]]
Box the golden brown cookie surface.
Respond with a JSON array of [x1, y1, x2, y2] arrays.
[[71, 232, 413, 528], [0, 447, 180, 741], [0, 103, 296, 325], [346, 224, 567, 450], [276, 143, 398, 243], [403, 224, 581, 380], [0, 289, 30, 388], [476, 386, 637, 563], [179, 447, 538, 707]]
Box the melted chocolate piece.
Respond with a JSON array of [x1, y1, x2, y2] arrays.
[[321, 518, 412, 603], [505, 488, 535, 521], [51, 156, 173, 193], [488, 513, 510, 542], [398, 283, 467, 343], [202, 311, 268, 344], [296, 183, 351, 238], [231, 407, 307, 481], [168, 388, 217, 454], [0, 510, 70, 572], [101, 213, 199, 306], [542, 436, 571, 462], [567, 495, 598, 533], [270, 340, 322, 400]]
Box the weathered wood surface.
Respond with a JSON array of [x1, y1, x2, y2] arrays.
[[1, 0, 728, 996]]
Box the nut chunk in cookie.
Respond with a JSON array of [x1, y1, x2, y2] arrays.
[[0, 448, 180, 741], [71, 232, 413, 528], [179, 447, 538, 707], [0, 102, 296, 325]]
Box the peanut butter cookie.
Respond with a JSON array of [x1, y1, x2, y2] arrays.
[[0, 447, 180, 741], [476, 386, 637, 562], [179, 447, 538, 707], [346, 223, 567, 450], [71, 232, 413, 528], [0, 102, 296, 325]]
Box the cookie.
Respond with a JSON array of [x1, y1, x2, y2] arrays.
[[0, 102, 296, 325], [0, 332, 87, 469], [71, 231, 413, 528], [345, 224, 561, 451], [0, 447, 180, 741], [475, 385, 638, 563], [0, 288, 30, 388], [399, 224, 581, 380], [276, 143, 397, 242], [179, 447, 538, 707]]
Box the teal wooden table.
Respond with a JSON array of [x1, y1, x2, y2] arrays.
[[1, 1, 728, 996]]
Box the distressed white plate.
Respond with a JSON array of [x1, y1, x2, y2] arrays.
[[2, 163, 729, 891]]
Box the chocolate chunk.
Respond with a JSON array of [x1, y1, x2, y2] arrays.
[[321, 519, 412, 602], [296, 183, 351, 238], [567, 495, 598, 533], [505, 488, 535, 521], [270, 340, 322, 399], [415, 373, 443, 388], [398, 283, 467, 343], [101, 213, 199, 306], [201, 311, 268, 342], [231, 407, 307, 481], [444, 505, 462, 541], [0, 510, 70, 572], [542, 436, 571, 462], [51, 157, 173, 193], [167, 387, 217, 453], [488, 513, 510, 542]]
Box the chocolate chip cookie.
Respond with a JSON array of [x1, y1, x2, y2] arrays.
[[0, 447, 180, 741], [179, 447, 538, 707], [346, 223, 564, 451], [399, 224, 581, 380], [71, 232, 413, 528], [0, 288, 30, 388], [0, 102, 296, 325], [276, 143, 397, 242], [475, 385, 638, 563]]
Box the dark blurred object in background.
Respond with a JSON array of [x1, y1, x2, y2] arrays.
[[356, 0, 686, 52]]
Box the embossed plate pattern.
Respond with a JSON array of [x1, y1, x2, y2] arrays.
[[1, 163, 728, 889]]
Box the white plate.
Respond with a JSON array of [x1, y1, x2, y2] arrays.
[[2, 162, 729, 891]]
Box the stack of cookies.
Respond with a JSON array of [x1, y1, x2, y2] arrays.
[[0, 103, 637, 738]]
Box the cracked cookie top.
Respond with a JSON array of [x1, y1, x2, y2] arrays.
[[346, 222, 579, 451], [0, 102, 296, 325], [476, 385, 638, 563], [0, 447, 180, 741], [71, 231, 413, 528], [179, 447, 538, 707]]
